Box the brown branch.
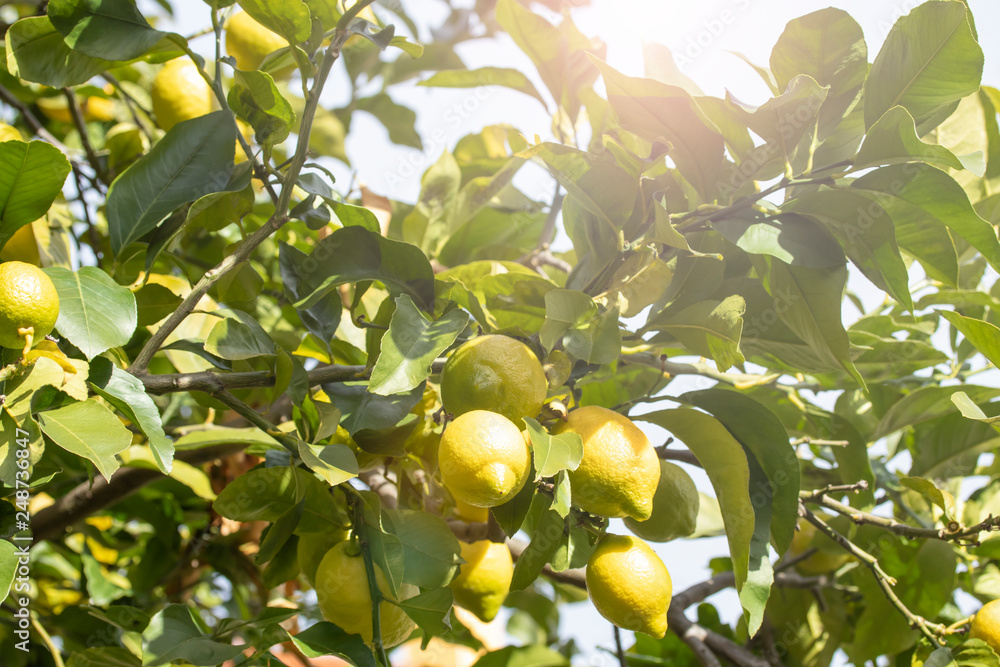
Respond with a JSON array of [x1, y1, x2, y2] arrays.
[[0, 85, 68, 150], [31, 443, 247, 544], [62, 87, 108, 184]]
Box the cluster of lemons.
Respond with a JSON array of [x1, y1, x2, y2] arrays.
[[305, 334, 677, 648]]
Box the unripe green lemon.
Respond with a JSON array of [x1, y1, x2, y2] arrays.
[[314, 541, 418, 648], [438, 410, 531, 508], [151, 59, 214, 131], [554, 406, 659, 521], [0, 261, 59, 350], [624, 461, 699, 542], [586, 534, 671, 638], [971, 599, 1000, 652], [440, 335, 547, 424], [450, 540, 513, 622]]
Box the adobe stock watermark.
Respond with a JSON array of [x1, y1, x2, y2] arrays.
[[674, 0, 754, 71], [10, 426, 34, 653]]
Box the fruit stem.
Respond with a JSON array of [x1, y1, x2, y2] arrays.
[[612, 625, 627, 667]]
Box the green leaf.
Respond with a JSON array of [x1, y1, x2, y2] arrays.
[[67, 647, 141, 667], [638, 410, 755, 613], [107, 111, 237, 256], [758, 258, 865, 388], [940, 310, 1000, 369], [510, 499, 563, 591], [899, 476, 957, 522], [236, 0, 311, 43], [874, 385, 1000, 439], [863, 1, 983, 133], [37, 399, 132, 480], [228, 69, 295, 149], [472, 644, 570, 667], [590, 58, 724, 199], [383, 509, 462, 589], [395, 587, 453, 636], [436, 261, 556, 333], [356, 93, 422, 149], [854, 106, 979, 174], [539, 289, 595, 351], [48, 0, 169, 61], [711, 212, 845, 269], [682, 389, 800, 554], [648, 296, 747, 371], [174, 427, 282, 451], [0, 140, 72, 248], [44, 266, 137, 360], [255, 500, 303, 565], [952, 391, 1000, 430], [212, 465, 347, 534], [204, 310, 276, 360], [420, 67, 546, 107], [0, 539, 18, 604], [769, 7, 867, 138], [524, 417, 583, 481], [369, 295, 468, 396], [88, 358, 174, 473], [782, 190, 912, 311], [141, 604, 245, 666], [5, 16, 115, 87], [355, 490, 406, 599], [289, 622, 376, 667], [491, 474, 536, 538], [297, 440, 358, 487], [280, 226, 435, 312]]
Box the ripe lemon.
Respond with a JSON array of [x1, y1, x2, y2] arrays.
[[0, 223, 40, 266], [554, 406, 660, 521], [0, 261, 60, 350], [450, 540, 513, 622], [788, 517, 852, 575], [440, 335, 548, 424], [225, 11, 295, 78], [586, 534, 671, 638], [297, 529, 349, 585], [37, 89, 115, 124], [0, 122, 22, 142], [624, 461, 699, 542], [452, 498, 489, 523], [151, 59, 214, 131], [971, 599, 1000, 652], [438, 410, 531, 508], [314, 540, 418, 648]]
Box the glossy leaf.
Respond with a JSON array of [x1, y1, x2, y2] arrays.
[[0, 141, 72, 248], [383, 509, 462, 589], [141, 604, 245, 666], [297, 440, 358, 486], [37, 399, 132, 481], [939, 310, 1000, 369], [44, 266, 137, 360], [236, 0, 311, 43], [289, 622, 376, 667], [48, 0, 168, 61], [5, 17, 115, 87], [420, 67, 546, 107], [854, 106, 980, 174], [228, 69, 295, 149], [524, 417, 583, 481]]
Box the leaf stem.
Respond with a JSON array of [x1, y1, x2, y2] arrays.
[[349, 493, 391, 666]]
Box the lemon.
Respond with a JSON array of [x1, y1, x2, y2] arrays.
[[586, 534, 671, 638], [0, 223, 40, 266], [151, 59, 214, 131], [450, 540, 513, 622], [624, 461, 699, 542], [0, 261, 60, 350], [438, 410, 531, 508], [297, 529, 348, 585], [971, 599, 1000, 652], [554, 406, 660, 521], [225, 11, 295, 78], [440, 335, 548, 424], [788, 517, 851, 575], [314, 541, 418, 648], [0, 122, 22, 142], [453, 498, 489, 523], [37, 90, 115, 124]]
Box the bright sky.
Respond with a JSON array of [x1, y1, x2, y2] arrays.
[[146, 0, 1000, 663]]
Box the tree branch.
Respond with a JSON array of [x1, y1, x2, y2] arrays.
[[62, 87, 108, 184], [31, 443, 247, 544]]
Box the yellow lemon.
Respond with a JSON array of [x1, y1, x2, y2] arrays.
[[586, 534, 671, 638], [971, 599, 1000, 652], [450, 540, 513, 622], [788, 518, 852, 575], [225, 11, 295, 78], [453, 498, 489, 523], [314, 540, 418, 648], [297, 529, 348, 585], [624, 460, 699, 542], [438, 410, 531, 508], [554, 406, 660, 521], [0, 223, 40, 266], [440, 335, 548, 424], [0, 261, 60, 350], [37, 91, 115, 124], [151, 59, 214, 131], [0, 122, 23, 142]]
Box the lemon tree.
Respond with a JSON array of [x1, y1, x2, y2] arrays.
[[2, 1, 1000, 666]]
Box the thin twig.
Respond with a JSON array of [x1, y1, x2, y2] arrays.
[[613, 625, 628, 667], [211, 389, 298, 453], [0, 85, 69, 150], [62, 87, 108, 184]]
